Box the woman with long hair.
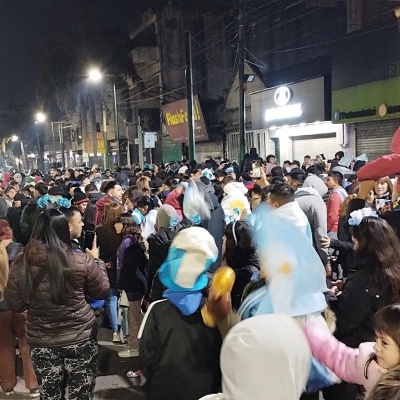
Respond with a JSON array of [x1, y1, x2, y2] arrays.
[[324, 215, 400, 400], [6, 207, 109, 400], [133, 195, 159, 240], [122, 187, 144, 213], [367, 176, 393, 214], [114, 213, 148, 358], [96, 202, 123, 343], [136, 176, 152, 196]]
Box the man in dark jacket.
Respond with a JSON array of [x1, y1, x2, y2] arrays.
[[83, 184, 103, 249]]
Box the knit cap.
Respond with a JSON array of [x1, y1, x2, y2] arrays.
[[156, 204, 178, 230], [72, 190, 88, 205], [159, 227, 218, 291]]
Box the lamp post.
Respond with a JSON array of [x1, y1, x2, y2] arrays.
[[35, 112, 46, 171], [9, 135, 26, 171], [88, 68, 120, 169]]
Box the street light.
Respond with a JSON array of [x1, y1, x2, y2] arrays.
[[87, 67, 120, 169], [88, 68, 102, 83], [36, 112, 46, 123], [34, 112, 47, 171]]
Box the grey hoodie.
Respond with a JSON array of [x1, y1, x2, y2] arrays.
[[303, 174, 328, 198], [295, 187, 329, 266]]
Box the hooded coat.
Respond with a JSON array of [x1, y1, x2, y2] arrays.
[[199, 314, 311, 400], [295, 187, 329, 266]]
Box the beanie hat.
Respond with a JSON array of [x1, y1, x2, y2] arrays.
[[156, 204, 178, 230], [73, 190, 88, 205], [159, 227, 218, 291]]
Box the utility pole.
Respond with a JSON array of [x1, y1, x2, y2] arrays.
[[137, 114, 144, 167], [89, 93, 98, 167], [102, 102, 109, 169], [59, 122, 66, 169], [113, 83, 121, 166], [185, 31, 196, 161], [238, 0, 246, 163]]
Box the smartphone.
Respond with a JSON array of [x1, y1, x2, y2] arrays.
[[252, 161, 262, 179]]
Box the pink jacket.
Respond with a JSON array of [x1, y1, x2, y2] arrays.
[[303, 326, 387, 395]]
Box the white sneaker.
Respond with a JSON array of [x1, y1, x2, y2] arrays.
[[118, 348, 139, 358], [112, 332, 120, 343]]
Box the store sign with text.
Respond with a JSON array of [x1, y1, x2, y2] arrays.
[[250, 76, 326, 130], [162, 95, 208, 143]]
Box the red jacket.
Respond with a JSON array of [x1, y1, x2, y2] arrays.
[[327, 188, 347, 233]]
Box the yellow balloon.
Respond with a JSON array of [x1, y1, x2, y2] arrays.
[[212, 266, 236, 297]]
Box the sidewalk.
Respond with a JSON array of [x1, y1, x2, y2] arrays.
[[0, 329, 147, 400]]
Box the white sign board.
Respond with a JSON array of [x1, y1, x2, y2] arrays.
[[144, 132, 156, 149]]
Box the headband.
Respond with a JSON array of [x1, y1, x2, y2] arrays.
[[232, 220, 238, 245]]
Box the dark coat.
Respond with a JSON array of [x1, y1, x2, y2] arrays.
[[147, 222, 189, 301], [333, 258, 395, 348], [117, 242, 148, 298], [230, 255, 260, 311], [96, 224, 121, 289], [139, 300, 222, 400], [6, 240, 109, 347]]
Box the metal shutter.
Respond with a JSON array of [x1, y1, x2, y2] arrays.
[[227, 131, 255, 162], [356, 119, 399, 161], [292, 134, 342, 162]]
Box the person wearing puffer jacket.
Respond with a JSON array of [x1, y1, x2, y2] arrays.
[[6, 207, 109, 400], [302, 304, 400, 398]]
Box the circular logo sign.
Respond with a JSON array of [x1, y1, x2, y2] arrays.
[[378, 103, 387, 117], [274, 86, 292, 106]]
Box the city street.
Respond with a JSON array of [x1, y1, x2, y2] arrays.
[[1, 329, 147, 400]]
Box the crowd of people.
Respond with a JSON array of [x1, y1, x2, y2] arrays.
[[0, 127, 399, 400]]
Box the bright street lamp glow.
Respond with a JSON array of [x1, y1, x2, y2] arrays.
[[36, 112, 46, 123], [88, 68, 102, 82], [11, 135, 19, 142]]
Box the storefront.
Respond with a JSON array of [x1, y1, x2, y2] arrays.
[[250, 76, 350, 163], [332, 76, 400, 160]]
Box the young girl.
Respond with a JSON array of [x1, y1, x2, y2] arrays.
[[114, 213, 148, 358], [303, 304, 400, 399]]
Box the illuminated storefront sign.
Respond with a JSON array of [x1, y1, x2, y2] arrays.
[[250, 77, 326, 130], [265, 85, 302, 122], [265, 103, 303, 122]]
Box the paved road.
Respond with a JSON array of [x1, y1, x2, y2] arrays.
[[1, 329, 147, 400]]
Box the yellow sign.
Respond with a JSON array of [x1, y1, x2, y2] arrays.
[[83, 132, 105, 154]]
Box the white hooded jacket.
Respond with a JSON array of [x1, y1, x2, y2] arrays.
[[199, 314, 311, 400]]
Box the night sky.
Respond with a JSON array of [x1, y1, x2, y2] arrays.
[[0, 0, 148, 113]]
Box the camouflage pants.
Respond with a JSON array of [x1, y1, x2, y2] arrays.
[[31, 338, 98, 400]]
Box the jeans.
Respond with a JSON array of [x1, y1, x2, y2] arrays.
[[107, 288, 119, 332], [31, 338, 98, 400]]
